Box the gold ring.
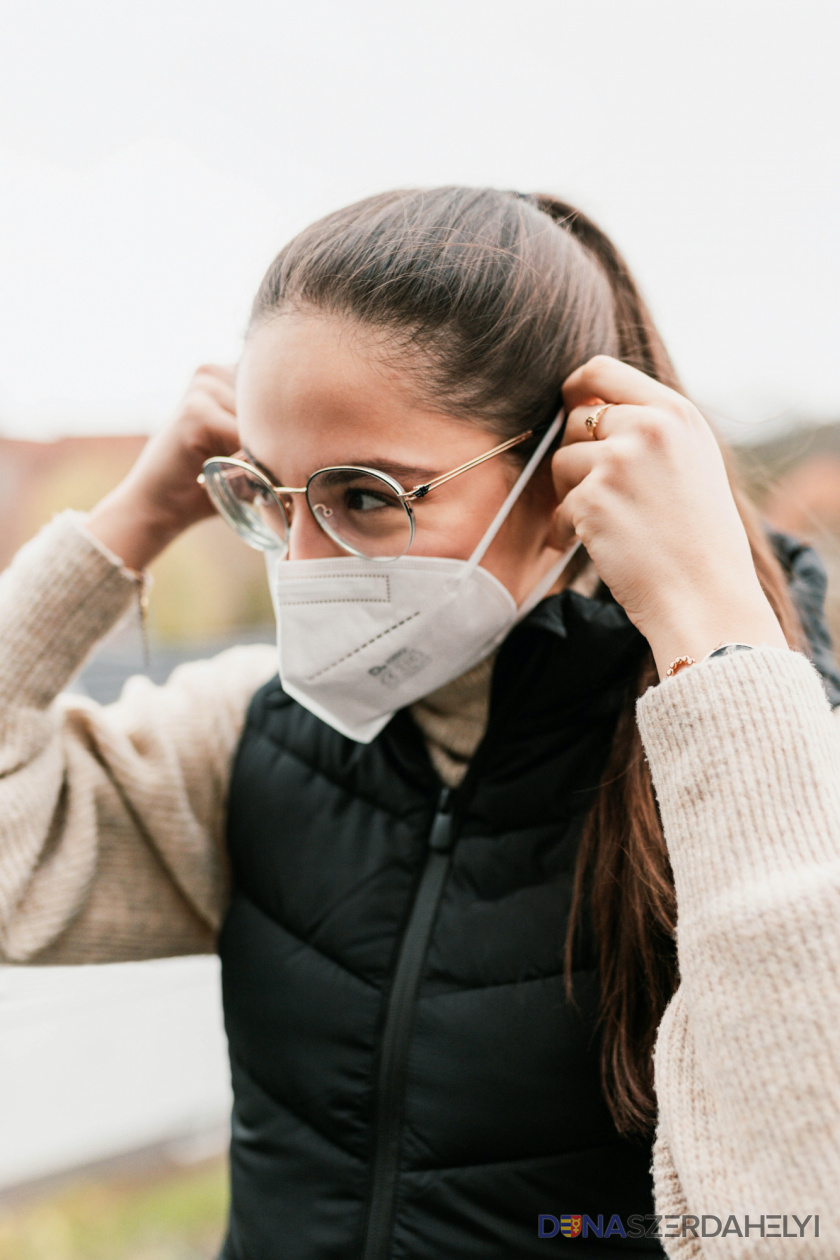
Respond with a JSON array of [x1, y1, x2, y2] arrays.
[[584, 404, 610, 439]]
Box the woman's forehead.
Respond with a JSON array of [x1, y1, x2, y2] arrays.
[[239, 312, 410, 405], [236, 311, 497, 470]]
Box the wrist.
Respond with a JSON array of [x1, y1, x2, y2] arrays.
[[645, 588, 789, 682], [86, 485, 182, 572]]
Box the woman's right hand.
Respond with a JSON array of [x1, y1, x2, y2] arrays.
[[86, 363, 239, 571]]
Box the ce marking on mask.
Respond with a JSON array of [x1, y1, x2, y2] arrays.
[[368, 648, 431, 689]]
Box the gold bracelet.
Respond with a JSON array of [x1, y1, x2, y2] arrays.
[[665, 654, 696, 677], [665, 642, 756, 679], [125, 567, 151, 667]]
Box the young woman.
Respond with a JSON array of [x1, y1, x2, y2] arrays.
[[1, 188, 839, 1259]]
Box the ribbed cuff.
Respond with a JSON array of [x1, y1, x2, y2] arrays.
[[0, 510, 142, 708], [635, 646, 840, 908]]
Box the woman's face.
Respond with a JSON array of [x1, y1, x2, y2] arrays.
[[235, 311, 566, 604]]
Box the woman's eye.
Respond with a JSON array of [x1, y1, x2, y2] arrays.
[[345, 489, 397, 512]]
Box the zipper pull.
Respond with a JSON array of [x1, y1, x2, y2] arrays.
[[428, 787, 455, 852]]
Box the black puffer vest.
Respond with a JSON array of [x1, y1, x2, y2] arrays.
[[217, 529, 840, 1260]]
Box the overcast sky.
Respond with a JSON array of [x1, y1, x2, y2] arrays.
[[1, 0, 838, 441]]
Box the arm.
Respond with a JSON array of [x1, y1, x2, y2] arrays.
[[0, 509, 277, 964], [553, 356, 840, 1247], [636, 647, 840, 1245]]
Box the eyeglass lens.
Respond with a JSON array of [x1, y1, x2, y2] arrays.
[[202, 462, 290, 551], [306, 469, 413, 560]]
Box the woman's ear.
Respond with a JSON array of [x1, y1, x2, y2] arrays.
[[524, 460, 573, 552]]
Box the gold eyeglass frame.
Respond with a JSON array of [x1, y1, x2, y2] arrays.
[[197, 426, 540, 561]]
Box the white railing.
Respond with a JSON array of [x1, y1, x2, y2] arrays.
[[0, 956, 231, 1189]]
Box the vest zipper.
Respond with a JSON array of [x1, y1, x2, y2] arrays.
[[360, 785, 456, 1260]]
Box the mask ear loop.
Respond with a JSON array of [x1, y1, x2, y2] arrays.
[[462, 407, 568, 579]]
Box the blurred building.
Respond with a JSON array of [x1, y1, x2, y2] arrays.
[[735, 421, 840, 647], [0, 435, 273, 641]]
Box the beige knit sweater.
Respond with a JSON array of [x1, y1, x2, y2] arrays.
[[2, 510, 839, 1255]]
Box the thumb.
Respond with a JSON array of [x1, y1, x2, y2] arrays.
[[546, 501, 579, 552]]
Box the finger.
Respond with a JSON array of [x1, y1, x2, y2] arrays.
[[546, 502, 579, 551], [193, 398, 241, 456], [562, 354, 675, 413], [550, 437, 602, 502], [561, 401, 643, 447], [548, 482, 588, 550], [194, 372, 237, 416], [195, 362, 237, 385]]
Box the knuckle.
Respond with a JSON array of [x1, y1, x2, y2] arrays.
[[180, 389, 203, 418], [581, 492, 605, 526], [184, 419, 221, 461], [568, 505, 591, 545], [599, 441, 623, 474], [567, 481, 595, 522], [179, 395, 212, 435], [598, 461, 622, 493], [673, 395, 697, 422], [635, 412, 667, 447]]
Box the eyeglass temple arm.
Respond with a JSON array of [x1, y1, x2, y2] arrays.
[[406, 429, 535, 500]]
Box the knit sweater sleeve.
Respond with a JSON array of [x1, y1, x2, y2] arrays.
[[0, 510, 278, 964], [635, 646, 840, 1252]]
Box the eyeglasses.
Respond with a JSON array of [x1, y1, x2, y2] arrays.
[[197, 426, 542, 562]]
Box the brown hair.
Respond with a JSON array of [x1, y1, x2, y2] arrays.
[[249, 186, 806, 1137]]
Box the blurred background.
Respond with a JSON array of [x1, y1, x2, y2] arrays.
[[1, 1, 839, 1256]]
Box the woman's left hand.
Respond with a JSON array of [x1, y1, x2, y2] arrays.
[[551, 355, 789, 678]]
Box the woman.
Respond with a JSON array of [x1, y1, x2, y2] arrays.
[[1, 188, 839, 1259]]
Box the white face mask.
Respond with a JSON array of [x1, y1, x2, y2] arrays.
[[265, 412, 581, 743]]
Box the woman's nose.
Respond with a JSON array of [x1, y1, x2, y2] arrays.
[[286, 498, 345, 561]]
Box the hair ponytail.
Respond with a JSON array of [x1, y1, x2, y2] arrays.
[[533, 194, 681, 387]]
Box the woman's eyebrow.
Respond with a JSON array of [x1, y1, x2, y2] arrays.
[[241, 446, 439, 488], [241, 446, 286, 485], [354, 458, 441, 484]]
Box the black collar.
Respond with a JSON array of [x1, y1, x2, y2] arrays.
[[510, 525, 840, 712], [765, 525, 840, 707]]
